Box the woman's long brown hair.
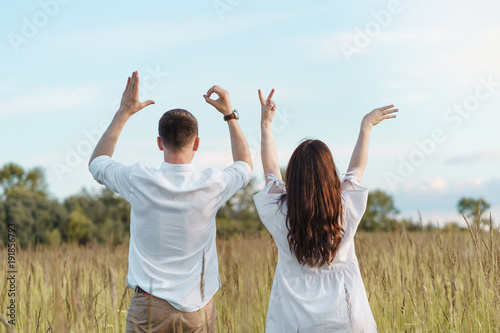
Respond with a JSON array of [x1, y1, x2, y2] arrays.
[[278, 139, 344, 268]]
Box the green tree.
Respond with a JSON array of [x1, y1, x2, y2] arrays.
[[2, 187, 67, 246], [0, 163, 47, 199], [97, 188, 131, 244], [68, 204, 94, 244], [45, 228, 62, 245], [398, 217, 422, 232], [0, 163, 68, 246], [216, 178, 264, 237], [359, 189, 399, 231], [457, 197, 490, 227], [64, 188, 131, 244]]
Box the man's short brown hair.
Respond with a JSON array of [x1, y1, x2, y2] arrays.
[[158, 109, 198, 151]]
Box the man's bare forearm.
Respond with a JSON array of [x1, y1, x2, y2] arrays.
[[88, 71, 155, 166], [227, 119, 253, 169], [203, 85, 252, 169], [89, 111, 131, 166]]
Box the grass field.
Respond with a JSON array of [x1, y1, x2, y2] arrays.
[[1, 218, 499, 332]]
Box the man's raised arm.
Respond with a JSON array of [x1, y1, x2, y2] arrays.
[[203, 85, 253, 170], [88, 71, 155, 166]]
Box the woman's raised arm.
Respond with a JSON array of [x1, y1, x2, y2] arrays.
[[346, 104, 399, 181], [259, 89, 282, 186]]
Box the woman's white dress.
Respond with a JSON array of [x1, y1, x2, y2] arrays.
[[253, 172, 378, 333]]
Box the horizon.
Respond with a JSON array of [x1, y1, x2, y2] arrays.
[[1, 0, 499, 226]]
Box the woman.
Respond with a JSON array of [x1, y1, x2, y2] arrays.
[[253, 89, 398, 332]]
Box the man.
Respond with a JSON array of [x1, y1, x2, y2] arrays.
[[88, 71, 253, 332]]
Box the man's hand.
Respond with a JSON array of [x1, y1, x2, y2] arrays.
[[203, 85, 252, 169], [203, 85, 233, 115], [118, 71, 155, 116], [258, 89, 276, 126], [88, 71, 154, 166]]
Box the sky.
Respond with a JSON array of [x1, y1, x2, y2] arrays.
[[1, 0, 499, 226]]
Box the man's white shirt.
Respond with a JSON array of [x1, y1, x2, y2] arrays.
[[89, 155, 253, 312]]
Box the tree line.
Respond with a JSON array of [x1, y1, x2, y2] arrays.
[[0, 163, 492, 247]]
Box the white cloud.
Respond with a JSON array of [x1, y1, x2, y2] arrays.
[[0, 84, 100, 116], [393, 176, 499, 213], [308, 23, 500, 84], [444, 150, 500, 165], [429, 177, 447, 192], [42, 6, 330, 57]]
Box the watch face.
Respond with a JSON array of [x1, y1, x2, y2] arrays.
[[234, 110, 240, 119]]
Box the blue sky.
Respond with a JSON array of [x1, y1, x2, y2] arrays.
[[1, 0, 499, 226]]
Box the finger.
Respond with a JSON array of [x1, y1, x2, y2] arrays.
[[131, 71, 137, 93], [258, 89, 266, 104], [383, 108, 399, 114], [134, 71, 140, 94], [125, 77, 131, 92], [267, 89, 275, 102], [209, 85, 225, 96], [204, 94, 216, 106], [206, 86, 216, 96], [141, 100, 155, 108], [384, 114, 397, 119], [378, 104, 395, 111]]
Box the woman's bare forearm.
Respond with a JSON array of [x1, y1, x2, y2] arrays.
[[346, 122, 372, 178], [346, 104, 399, 178], [258, 89, 281, 184], [261, 122, 281, 180]]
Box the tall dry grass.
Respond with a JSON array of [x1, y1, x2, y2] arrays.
[[0, 216, 498, 332]]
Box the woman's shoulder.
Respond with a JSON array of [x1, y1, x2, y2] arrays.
[[341, 173, 369, 205], [253, 175, 288, 232], [253, 174, 286, 205]]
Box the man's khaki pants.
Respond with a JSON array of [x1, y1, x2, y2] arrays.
[[125, 288, 217, 333]]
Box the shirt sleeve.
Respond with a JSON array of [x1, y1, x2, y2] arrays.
[[341, 180, 369, 232], [88, 155, 135, 201], [252, 175, 285, 235], [341, 170, 362, 186], [219, 161, 253, 203]]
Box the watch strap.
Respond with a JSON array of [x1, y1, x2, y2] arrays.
[[224, 111, 238, 121]]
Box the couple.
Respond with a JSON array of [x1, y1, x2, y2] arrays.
[[89, 72, 398, 333]]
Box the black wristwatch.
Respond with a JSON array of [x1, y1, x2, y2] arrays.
[[224, 109, 239, 121]]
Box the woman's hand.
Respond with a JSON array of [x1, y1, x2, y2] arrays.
[[258, 89, 276, 125], [362, 104, 398, 129], [345, 104, 399, 183], [258, 88, 281, 183]]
